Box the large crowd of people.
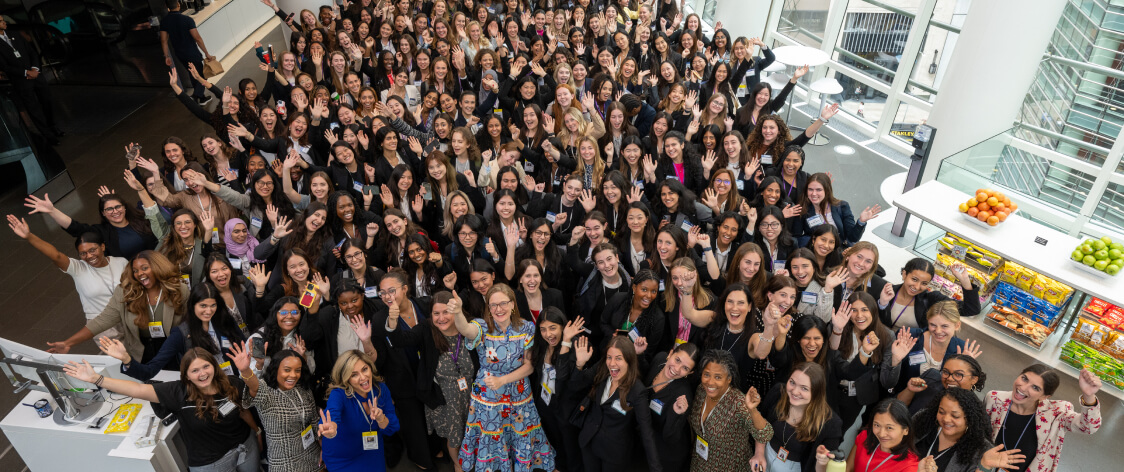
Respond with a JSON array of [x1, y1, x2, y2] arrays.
[[8, 0, 1106, 471]]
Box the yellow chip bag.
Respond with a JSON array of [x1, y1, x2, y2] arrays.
[[104, 403, 141, 434], [1030, 275, 1048, 299], [999, 262, 1020, 284], [1016, 268, 1036, 291]]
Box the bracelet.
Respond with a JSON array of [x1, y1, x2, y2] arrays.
[[760, 336, 774, 345], [240, 370, 256, 380], [94, 375, 105, 387], [701, 246, 712, 252], [859, 347, 873, 359], [561, 341, 572, 348], [1080, 396, 1098, 407], [832, 329, 844, 336]]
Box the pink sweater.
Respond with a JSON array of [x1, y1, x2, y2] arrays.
[[985, 390, 1101, 472]]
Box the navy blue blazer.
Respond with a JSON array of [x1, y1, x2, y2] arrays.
[[796, 200, 868, 247]]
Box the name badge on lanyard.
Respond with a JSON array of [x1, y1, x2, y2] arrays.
[[801, 291, 818, 305], [761, 154, 773, 165], [181, 273, 191, 288], [362, 431, 379, 450], [546, 211, 556, 223], [909, 352, 926, 366], [695, 436, 709, 460], [219, 361, 234, 376], [458, 377, 469, 391], [301, 425, 315, 449], [229, 257, 243, 270], [806, 214, 825, 227], [353, 180, 364, 192], [148, 322, 166, 338], [611, 399, 627, 415], [649, 399, 663, 415], [628, 327, 641, 342], [218, 399, 236, 416], [250, 216, 263, 228], [524, 161, 535, 172], [365, 286, 379, 298]]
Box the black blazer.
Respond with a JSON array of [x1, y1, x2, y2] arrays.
[[63, 219, 158, 260], [0, 31, 39, 80], [372, 297, 434, 400], [832, 274, 890, 311], [878, 283, 981, 330], [567, 366, 664, 472], [769, 344, 874, 413], [515, 288, 565, 324], [384, 317, 479, 408], [299, 300, 389, 385], [600, 292, 666, 366], [645, 355, 694, 470], [760, 382, 844, 472]]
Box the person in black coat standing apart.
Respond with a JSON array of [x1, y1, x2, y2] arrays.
[[0, 16, 60, 142], [160, 0, 215, 106]]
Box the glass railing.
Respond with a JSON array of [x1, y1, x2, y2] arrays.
[[932, 127, 1097, 235]]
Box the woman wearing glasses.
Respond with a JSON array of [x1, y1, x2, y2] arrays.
[[449, 285, 556, 472]]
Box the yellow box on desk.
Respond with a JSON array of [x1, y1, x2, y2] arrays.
[[104, 403, 142, 434]]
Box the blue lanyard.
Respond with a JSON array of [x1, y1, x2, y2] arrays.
[[891, 293, 915, 326], [1001, 409, 1034, 452]]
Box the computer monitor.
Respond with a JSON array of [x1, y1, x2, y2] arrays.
[[0, 337, 119, 427]]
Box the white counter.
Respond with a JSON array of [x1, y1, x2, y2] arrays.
[[192, 0, 276, 61], [894, 180, 1124, 401], [893, 180, 1124, 306]]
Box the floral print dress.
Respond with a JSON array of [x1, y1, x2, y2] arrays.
[[459, 318, 556, 472]]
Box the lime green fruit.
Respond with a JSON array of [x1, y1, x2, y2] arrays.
[[1081, 244, 1095, 255], [1107, 264, 1121, 276], [1084, 255, 1098, 266], [1095, 260, 1109, 271], [1073, 250, 1087, 261]]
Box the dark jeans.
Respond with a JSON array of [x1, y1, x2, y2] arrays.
[[173, 53, 206, 99]]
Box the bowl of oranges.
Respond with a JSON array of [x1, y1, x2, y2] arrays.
[[957, 189, 1017, 227]]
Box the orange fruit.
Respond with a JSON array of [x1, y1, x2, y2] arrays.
[[967, 198, 979, 207], [987, 216, 999, 226], [978, 211, 991, 222], [958, 203, 969, 213], [1003, 197, 1012, 206], [996, 211, 1008, 222], [976, 192, 988, 202], [993, 202, 1006, 212], [1010, 202, 1018, 211], [985, 189, 996, 197], [967, 207, 979, 217], [978, 202, 990, 212], [987, 197, 999, 207], [995, 192, 1005, 201]]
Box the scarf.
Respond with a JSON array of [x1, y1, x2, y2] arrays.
[[223, 218, 263, 263]]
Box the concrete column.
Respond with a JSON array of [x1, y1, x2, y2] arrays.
[[921, 0, 1068, 183], [712, 0, 772, 41]]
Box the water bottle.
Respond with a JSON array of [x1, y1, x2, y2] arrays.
[[825, 449, 846, 472]]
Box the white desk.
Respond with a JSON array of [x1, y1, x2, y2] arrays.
[[0, 371, 185, 472], [893, 180, 1124, 401], [893, 180, 1124, 306]]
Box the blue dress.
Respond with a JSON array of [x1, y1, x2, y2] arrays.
[[321, 383, 400, 472], [459, 319, 555, 472]]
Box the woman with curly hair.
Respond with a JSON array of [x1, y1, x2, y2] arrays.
[[689, 349, 774, 472], [64, 347, 259, 471], [48, 251, 187, 362], [912, 387, 1010, 472], [898, 353, 987, 415], [233, 344, 322, 472]]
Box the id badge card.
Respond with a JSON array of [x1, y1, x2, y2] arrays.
[[148, 321, 166, 338], [777, 446, 790, 462], [736, 179, 744, 190], [611, 399, 627, 415], [250, 216, 263, 228], [353, 181, 364, 192], [301, 425, 315, 449], [628, 327, 641, 342], [773, 260, 786, 272], [680, 220, 694, 232], [909, 352, 926, 365], [362, 431, 379, 450], [218, 399, 236, 416], [650, 399, 663, 415], [801, 291, 818, 305], [659, 280, 665, 291], [695, 436, 709, 460], [458, 377, 469, 391], [181, 273, 191, 288], [546, 211, 557, 223], [229, 257, 242, 270], [760, 154, 773, 165], [13, 49, 20, 59], [365, 286, 379, 298], [220, 361, 234, 376], [806, 214, 825, 227], [524, 161, 535, 172]]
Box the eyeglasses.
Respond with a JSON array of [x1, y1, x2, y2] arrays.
[[458, 231, 478, 237], [102, 204, 125, 213], [714, 179, 731, 186], [489, 300, 512, 310], [940, 369, 968, 382], [278, 310, 300, 318], [78, 248, 102, 258], [761, 222, 782, 229], [379, 286, 404, 299], [533, 230, 551, 238], [256, 180, 275, 187], [344, 252, 365, 262]]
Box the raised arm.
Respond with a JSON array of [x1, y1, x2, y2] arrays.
[[7, 215, 69, 271], [23, 193, 73, 230], [63, 359, 159, 403], [448, 290, 481, 341]]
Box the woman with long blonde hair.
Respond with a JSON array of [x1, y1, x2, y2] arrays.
[[320, 349, 400, 472], [572, 136, 607, 190]]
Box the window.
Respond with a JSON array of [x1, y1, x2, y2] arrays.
[[830, 68, 888, 129], [832, 2, 914, 86], [778, 0, 830, 48], [889, 101, 930, 143]]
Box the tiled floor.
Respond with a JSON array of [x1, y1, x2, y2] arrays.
[[0, 85, 1116, 472]]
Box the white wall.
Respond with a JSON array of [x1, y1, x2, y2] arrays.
[[712, 0, 772, 41], [921, 0, 1067, 182]]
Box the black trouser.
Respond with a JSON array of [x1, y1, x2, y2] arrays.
[[12, 75, 56, 136], [581, 449, 624, 472], [385, 396, 435, 469], [173, 53, 206, 99]]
